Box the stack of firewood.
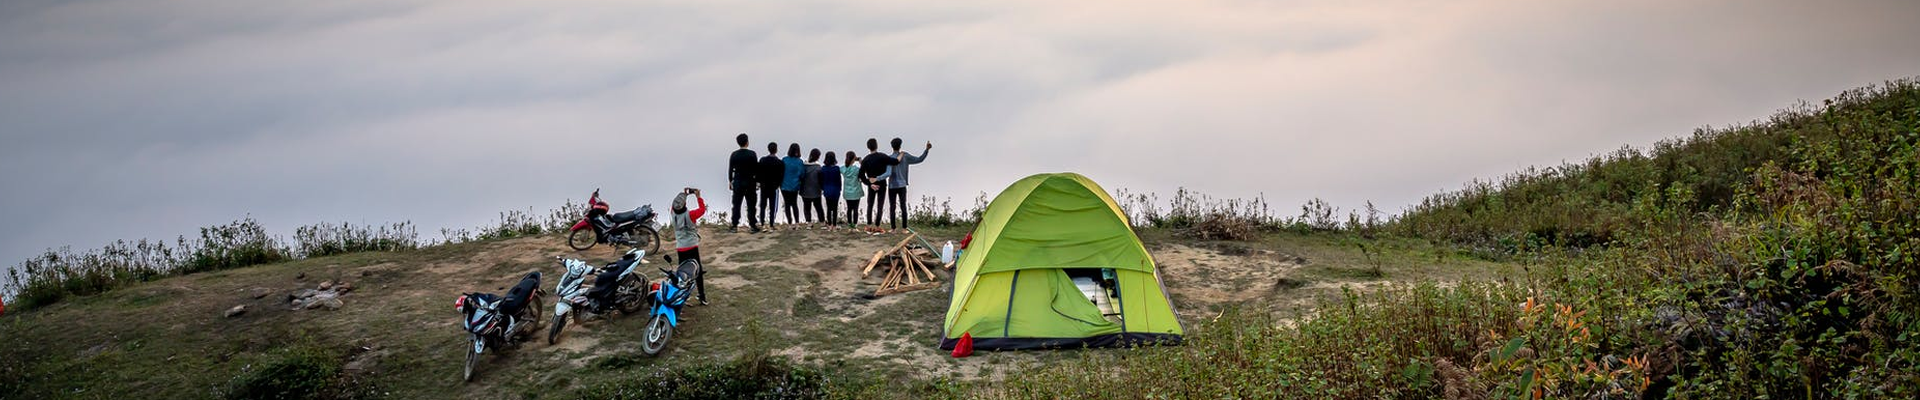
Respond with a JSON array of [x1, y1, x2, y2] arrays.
[[862, 232, 942, 296]]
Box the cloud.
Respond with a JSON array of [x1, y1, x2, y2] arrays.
[[2, 0, 1918, 268]]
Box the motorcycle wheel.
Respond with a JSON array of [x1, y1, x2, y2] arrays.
[[615, 278, 647, 315], [525, 295, 544, 333], [463, 340, 478, 382], [641, 313, 673, 356], [567, 229, 597, 251], [635, 226, 662, 255], [547, 313, 567, 345]]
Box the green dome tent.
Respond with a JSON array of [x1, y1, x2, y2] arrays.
[[940, 173, 1183, 350]]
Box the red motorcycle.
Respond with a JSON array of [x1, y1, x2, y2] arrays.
[[568, 189, 661, 254]]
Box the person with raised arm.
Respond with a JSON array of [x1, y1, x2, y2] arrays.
[[885, 138, 932, 231]]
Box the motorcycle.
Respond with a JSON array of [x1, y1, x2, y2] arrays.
[[455, 271, 545, 382], [567, 188, 662, 254], [641, 254, 702, 356], [548, 248, 652, 345]]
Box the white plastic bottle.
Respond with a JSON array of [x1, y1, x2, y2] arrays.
[[941, 241, 956, 264]]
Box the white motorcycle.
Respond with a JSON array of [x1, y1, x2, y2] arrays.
[[548, 249, 651, 345]]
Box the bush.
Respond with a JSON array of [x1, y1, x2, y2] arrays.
[[988, 280, 1656, 399], [225, 346, 344, 400], [997, 79, 1920, 398], [576, 353, 828, 400], [179, 217, 290, 274], [293, 222, 419, 258], [3, 218, 288, 310]]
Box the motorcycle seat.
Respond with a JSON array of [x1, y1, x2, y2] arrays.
[[607, 206, 648, 224], [672, 259, 701, 284], [498, 271, 541, 315]]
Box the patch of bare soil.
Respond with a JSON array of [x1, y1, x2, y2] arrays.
[[1153, 244, 1304, 312]]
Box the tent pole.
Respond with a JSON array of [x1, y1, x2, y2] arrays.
[[1114, 269, 1127, 334], [1003, 270, 1020, 338]]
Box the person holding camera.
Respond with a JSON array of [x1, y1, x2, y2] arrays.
[[671, 187, 709, 305]]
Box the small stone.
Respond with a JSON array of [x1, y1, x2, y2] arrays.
[[318, 281, 334, 291], [306, 298, 344, 310], [225, 305, 247, 318], [296, 272, 306, 280], [335, 282, 354, 294]]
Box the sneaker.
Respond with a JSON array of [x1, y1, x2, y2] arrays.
[[729, 226, 739, 233], [751, 227, 763, 234], [698, 299, 709, 306]]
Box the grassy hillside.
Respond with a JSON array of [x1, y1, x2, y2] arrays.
[[989, 80, 1918, 399], [0, 221, 1502, 399]]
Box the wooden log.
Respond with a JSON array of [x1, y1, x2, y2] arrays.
[[884, 233, 917, 254], [883, 258, 904, 288], [907, 258, 921, 285], [880, 260, 896, 288], [875, 282, 942, 296], [862, 250, 887, 276], [903, 254, 927, 282], [916, 256, 939, 282]]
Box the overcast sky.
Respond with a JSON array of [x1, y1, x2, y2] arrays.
[[3, 0, 1918, 267]]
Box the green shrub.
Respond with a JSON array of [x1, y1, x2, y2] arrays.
[[225, 346, 343, 400], [293, 221, 419, 258], [996, 79, 1920, 398], [576, 353, 829, 400], [3, 218, 286, 310], [179, 217, 290, 274]]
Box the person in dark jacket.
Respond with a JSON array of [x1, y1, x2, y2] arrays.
[[820, 151, 842, 228], [799, 149, 825, 227], [859, 138, 900, 227], [756, 142, 785, 230], [727, 133, 760, 233], [781, 144, 804, 225]]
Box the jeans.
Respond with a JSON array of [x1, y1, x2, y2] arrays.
[[845, 199, 861, 226], [758, 186, 780, 226], [781, 190, 799, 224], [825, 195, 840, 226], [866, 185, 886, 225], [730, 186, 758, 229], [888, 186, 908, 229], [802, 197, 824, 223]]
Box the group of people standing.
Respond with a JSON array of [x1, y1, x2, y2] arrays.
[[726, 133, 932, 234]]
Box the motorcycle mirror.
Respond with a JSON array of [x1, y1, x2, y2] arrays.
[[662, 255, 674, 263]]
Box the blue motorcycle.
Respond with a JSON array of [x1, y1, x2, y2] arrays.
[[641, 255, 701, 356]]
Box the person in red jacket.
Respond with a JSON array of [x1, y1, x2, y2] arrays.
[[672, 188, 710, 304]]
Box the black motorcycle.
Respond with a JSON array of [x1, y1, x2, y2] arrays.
[[456, 271, 545, 382], [567, 189, 662, 254]]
